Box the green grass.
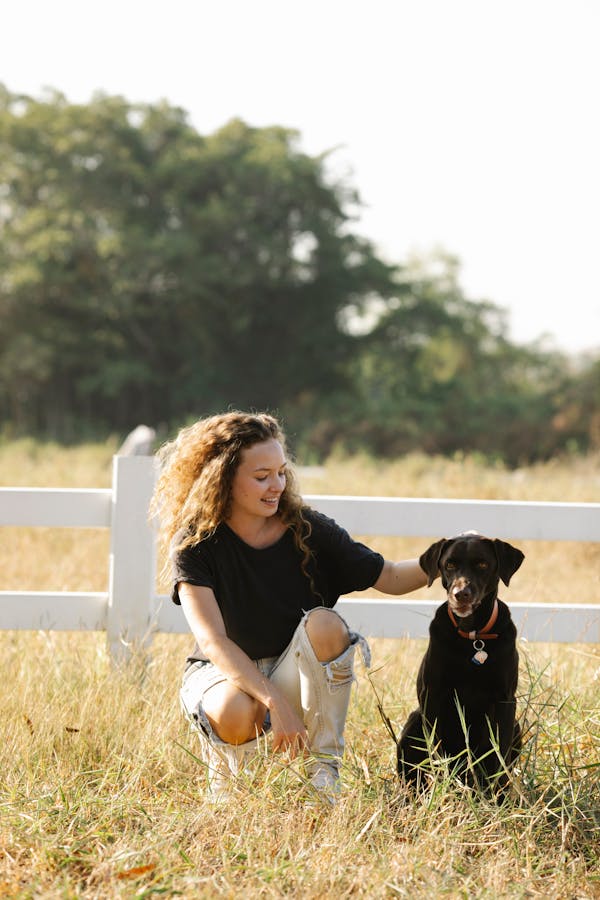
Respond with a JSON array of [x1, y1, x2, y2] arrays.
[[0, 441, 599, 897], [1, 632, 598, 898]]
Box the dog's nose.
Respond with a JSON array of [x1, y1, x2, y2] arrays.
[[453, 584, 473, 603]]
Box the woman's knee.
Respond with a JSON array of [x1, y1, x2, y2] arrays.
[[203, 682, 266, 745], [304, 608, 350, 663]]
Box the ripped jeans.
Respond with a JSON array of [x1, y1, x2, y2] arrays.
[[180, 608, 371, 763]]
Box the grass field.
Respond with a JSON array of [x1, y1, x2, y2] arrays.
[[1, 440, 599, 898]]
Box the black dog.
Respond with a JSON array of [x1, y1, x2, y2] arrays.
[[397, 533, 524, 791]]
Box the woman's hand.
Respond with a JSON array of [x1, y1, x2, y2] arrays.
[[268, 692, 309, 758], [179, 583, 309, 754]]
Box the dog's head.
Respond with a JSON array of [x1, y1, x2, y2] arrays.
[[419, 533, 524, 618]]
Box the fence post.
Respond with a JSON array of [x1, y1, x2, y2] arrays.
[[107, 455, 156, 662]]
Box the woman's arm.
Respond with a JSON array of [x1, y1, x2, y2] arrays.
[[178, 582, 308, 754], [372, 558, 429, 595]]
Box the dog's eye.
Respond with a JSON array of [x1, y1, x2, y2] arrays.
[[445, 561, 457, 570], [476, 561, 489, 570]]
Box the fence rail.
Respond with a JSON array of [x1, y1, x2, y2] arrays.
[[1, 456, 599, 658]]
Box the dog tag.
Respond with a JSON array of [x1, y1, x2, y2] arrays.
[[472, 639, 488, 665]]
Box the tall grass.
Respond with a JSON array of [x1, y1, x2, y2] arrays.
[[1, 441, 599, 897]]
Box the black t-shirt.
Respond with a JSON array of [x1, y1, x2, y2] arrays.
[[171, 508, 384, 661]]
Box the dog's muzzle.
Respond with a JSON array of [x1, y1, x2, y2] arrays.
[[449, 580, 480, 616]]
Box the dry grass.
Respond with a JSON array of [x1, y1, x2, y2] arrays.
[[1, 441, 599, 897]]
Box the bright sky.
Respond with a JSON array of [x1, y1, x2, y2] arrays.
[[4, 0, 599, 354]]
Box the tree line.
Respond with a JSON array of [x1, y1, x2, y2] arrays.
[[0, 85, 598, 465]]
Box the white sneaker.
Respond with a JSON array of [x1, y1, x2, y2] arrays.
[[200, 737, 259, 803], [306, 760, 341, 805], [206, 764, 233, 804]]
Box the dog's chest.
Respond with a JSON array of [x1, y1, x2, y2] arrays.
[[424, 612, 508, 686], [429, 637, 501, 681]]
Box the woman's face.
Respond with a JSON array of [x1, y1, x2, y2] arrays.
[[228, 439, 287, 521]]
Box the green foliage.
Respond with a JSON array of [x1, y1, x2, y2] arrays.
[[316, 251, 584, 465], [0, 86, 390, 439], [0, 84, 598, 462]]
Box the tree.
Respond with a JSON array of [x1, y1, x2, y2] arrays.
[[0, 86, 395, 438], [1, 85, 597, 462], [549, 354, 600, 454], [329, 251, 569, 464]]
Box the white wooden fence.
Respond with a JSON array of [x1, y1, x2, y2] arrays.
[[1, 455, 599, 660]]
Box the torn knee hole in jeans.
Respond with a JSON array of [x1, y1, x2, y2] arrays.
[[323, 664, 354, 689], [323, 643, 356, 689], [322, 632, 371, 689]]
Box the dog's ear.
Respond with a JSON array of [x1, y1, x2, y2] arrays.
[[494, 540, 525, 586], [419, 539, 448, 587]]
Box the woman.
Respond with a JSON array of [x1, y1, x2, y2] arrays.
[[152, 411, 428, 801]]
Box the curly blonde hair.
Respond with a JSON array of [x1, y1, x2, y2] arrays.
[[151, 411, 315, 582]]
